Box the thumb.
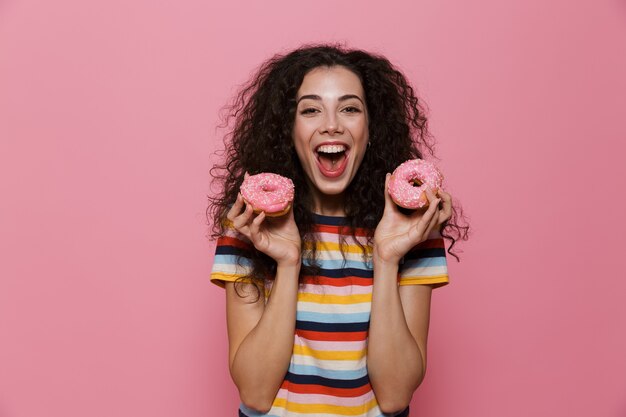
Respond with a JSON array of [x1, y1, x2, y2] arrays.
[[287, 203, 297, 223], [383, 173, 399, 214]]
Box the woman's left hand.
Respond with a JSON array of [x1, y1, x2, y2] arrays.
[[373, 173, 453, 264]]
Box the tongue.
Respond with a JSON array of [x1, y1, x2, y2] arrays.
[[318, 153, 345, 171]]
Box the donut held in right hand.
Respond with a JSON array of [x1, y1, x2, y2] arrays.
[[240, 172, 295, 217], [388, 159, 444, 209]]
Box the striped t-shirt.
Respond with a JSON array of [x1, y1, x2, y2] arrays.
[[210, 213, 450, 417]]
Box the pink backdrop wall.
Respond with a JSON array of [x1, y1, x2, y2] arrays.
[[1, 0, 625, 416]]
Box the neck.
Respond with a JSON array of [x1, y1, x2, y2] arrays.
[[309, 189, 346, 217]]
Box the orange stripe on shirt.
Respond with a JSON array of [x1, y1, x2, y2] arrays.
[[296, 329, 368, 342], [280, 381, 372, 398]]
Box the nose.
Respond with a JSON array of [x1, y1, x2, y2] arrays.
[[321, 112, 342, 135]]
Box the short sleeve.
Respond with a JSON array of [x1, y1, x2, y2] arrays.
[[398, 228, 450, 288], [210, 220, 255, 289]]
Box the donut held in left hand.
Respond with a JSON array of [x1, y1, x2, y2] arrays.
[[388, 159, 444, 209], [240, 172, 295, 217]]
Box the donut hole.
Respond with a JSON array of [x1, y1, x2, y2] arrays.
[[410, 179, 423, 187]]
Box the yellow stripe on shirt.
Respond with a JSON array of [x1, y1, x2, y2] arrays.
[[293, 344, 366, 361], [298, 292, 372, 304]]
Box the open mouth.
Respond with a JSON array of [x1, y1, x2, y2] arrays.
[[315, 143, 349, 177]]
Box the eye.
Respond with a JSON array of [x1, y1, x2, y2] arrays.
[[343, 106, 361, 113], [300, 108, 318, 115]]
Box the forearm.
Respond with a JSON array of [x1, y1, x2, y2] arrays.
[[367, 258, 424, 412], [231, 262, 300, 410]]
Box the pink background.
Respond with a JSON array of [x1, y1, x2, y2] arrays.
[[1, 0, 625, 416]]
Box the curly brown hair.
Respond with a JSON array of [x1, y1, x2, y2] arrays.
[[207, 42, 470, 297]]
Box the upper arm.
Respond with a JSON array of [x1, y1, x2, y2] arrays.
[[224, 281, 266, 374], [398, 284, 433, 374]]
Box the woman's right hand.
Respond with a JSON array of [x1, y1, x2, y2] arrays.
[[226, 192, 301, 267]]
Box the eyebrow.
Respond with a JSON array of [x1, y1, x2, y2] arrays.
[[296, 94, 364, 105]]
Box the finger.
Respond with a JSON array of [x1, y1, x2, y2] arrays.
[[249, 210, 266, 240], [414, 188, 437, 217], [425, 201, 441, 236], [226, 193, 245, 221], [284, 203, 296, 224], [233, 200, 254, 230], [408, 188, 436, 221], [424, 187, 437, 203], [411, 195, 441, 241], [437, 190, 453, 223], [383, 173, 400, 214], [424, 195, 441, 226], [244, 171, 250, 179]]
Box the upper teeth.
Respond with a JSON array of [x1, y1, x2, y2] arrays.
[[317, 144, 346, 153]]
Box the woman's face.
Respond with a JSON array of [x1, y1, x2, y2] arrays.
[[292, 65, 369, 210]]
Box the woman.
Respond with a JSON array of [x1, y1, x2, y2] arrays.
[[208, 43, 468, 417]]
